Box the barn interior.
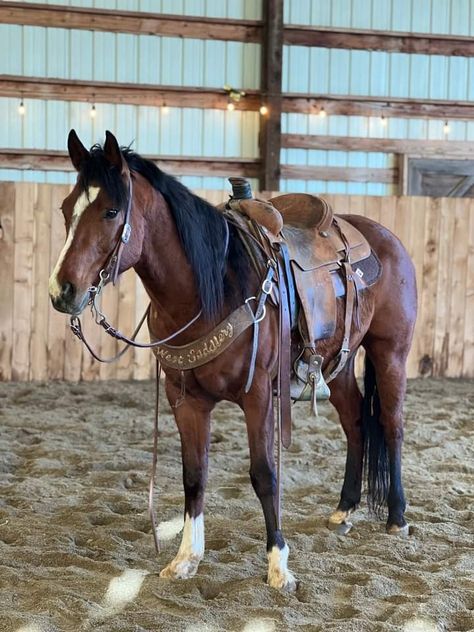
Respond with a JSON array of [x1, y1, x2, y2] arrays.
[[0, 2, 473, 632]]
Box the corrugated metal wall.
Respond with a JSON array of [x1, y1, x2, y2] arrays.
[[0, 0, 261, 189], [0, 0, 473, 193], [281, 0, 474, 195]]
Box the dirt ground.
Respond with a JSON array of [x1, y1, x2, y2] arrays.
[[0, 378, 472, 632]]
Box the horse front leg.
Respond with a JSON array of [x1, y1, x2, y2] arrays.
[[160, 380, 214, 579], [243, 372, 297, 591]]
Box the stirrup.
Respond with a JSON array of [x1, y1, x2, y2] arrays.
[[290, 354, 331, 415]]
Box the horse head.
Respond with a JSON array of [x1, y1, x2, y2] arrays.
[[49, 130, 144, 315]]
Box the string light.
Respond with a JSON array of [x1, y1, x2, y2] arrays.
[[90, 104, 97, 119], [443, 121, 450, 135], [18, 99, 25, 116], [259, 105, 269, 116], [380, 114, 387, 127], [318, 106, 327, 118], [162, 103, 169, 115], [227, 101, 235, 112]]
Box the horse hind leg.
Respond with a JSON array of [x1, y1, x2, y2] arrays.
[[362, 338, 410, 535], [327, 355, 364, 534]]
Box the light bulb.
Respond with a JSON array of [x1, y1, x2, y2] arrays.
[[90, 104, 96, 119], [162, 104, 169, 115], [259, 105, 268, 116], [18, 100, 25, 116], [443, 121, 450, 134], [227, 101, 235, 112], [380, 115, 387, 126], [318, 107, 327, 118]]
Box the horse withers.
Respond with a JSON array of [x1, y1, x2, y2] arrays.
[[49, 130, 417, 590]]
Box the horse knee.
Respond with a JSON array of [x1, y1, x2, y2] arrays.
[[249, 461, 276, 498]]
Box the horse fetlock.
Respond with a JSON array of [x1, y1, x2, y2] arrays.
[[267, 544, 298, 591]]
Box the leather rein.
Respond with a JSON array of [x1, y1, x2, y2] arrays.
[[67, 175, 282, 552]]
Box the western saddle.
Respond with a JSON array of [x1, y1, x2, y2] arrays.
[[222, 179, 381, 423]]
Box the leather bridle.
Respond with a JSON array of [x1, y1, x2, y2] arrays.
[[69, 173, 204, 360]]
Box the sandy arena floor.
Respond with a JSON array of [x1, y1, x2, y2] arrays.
[[0, 378, 472, 632]]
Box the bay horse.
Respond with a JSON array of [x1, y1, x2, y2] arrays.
[[49, 130, 417, 590]]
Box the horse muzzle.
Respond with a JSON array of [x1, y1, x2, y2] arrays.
[[49, 281, 88, 315]]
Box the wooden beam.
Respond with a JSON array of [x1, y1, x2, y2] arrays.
[[259, 0, 283, 191], [0, 75, 260, 111], [0, 149, 260, 178], [3, 75, 474, 122], [282, 134, 474, 158], [282, 93, 474, 120], [3, 3, 473, 58], [281, 165, 397, 183], [0, 2, 261, 43], [284, 25, 474, 57]]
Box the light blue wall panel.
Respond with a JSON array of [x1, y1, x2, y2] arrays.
[[10, 0, 262, 19], [284, 0, 473, 35]]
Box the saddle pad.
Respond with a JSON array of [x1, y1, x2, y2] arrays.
[[331, 250, 383, 298]]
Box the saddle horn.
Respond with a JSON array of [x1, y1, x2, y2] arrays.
[[229, 177, 253, 200]]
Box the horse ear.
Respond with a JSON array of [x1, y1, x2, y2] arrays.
[[68, 129, 89, 172], [104, 130, 127, 174]]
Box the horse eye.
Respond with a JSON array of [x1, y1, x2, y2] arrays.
[[104, 208, 119, 219]]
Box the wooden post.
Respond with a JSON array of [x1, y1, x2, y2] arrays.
[[259, 0, 283, 192]]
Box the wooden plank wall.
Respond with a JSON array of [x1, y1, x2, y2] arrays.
[[0, 182, 472, 381]]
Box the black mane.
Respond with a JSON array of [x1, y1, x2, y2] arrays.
[[79, 144, 250, 320]]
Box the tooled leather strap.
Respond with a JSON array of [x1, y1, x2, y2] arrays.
[[324, 260, 355, 383], [152, 303, 256, 370]]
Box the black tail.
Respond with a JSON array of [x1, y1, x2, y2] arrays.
[[362, 355, 389, 517]]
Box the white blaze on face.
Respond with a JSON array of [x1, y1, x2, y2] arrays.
[[48, 186, 100, 299]]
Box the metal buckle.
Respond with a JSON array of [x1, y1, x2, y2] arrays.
[[245, 296, 267, 323], [121, 223, 132, 244], [261, 278, 273, 294]]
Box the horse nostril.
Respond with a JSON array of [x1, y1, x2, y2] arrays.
[[61, 281, 76, 302]]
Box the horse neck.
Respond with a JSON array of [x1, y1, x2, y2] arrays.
[[133, 186, 200, 330]]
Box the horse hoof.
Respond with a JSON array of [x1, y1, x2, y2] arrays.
[[267, 569, 298, 592], [386, 523, 409, 537], [333, 521, 353, 535], [328, 510, 353, 534], [160, 555, 201, 579], [267, 544, 297, 591]]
